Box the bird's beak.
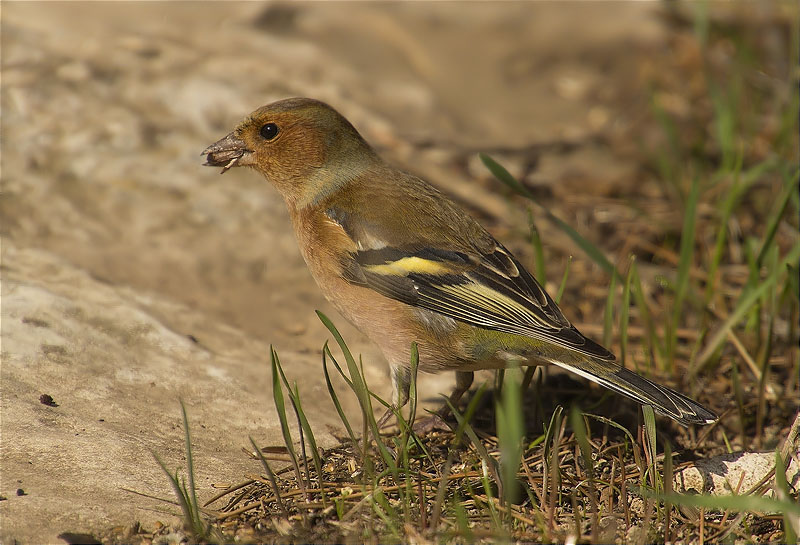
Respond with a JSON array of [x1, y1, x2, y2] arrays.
[[202, 132, 252, 174]]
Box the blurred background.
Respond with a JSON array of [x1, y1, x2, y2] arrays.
[[2, 2, 797, 542]]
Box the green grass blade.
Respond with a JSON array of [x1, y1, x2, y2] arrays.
[[693, 240, 800, 373], [316, 312, 357, 373], [497, 367, 523, 505], [583, 413, 636, 446], [317, 311, 397, 473], [569, 407, 594, 483], [755, 169, 798, 268], [322, 344, 359, 448], [291, 383, 324, 500], [641, 405, 659, 492], [555, 256, 571, 304], [664, 440, 674, 542], [669, 175, 699, 371], [528, 209, 547, 283], [179, 400, 200, 526], [710, 83, 737, 171], [270, 346, 304, 486], [446, 387, 494, 470], [705, 158, 776, 303], [323, 344, 354, 389], [542, 405, 564, 466], [620, 260, 633, 366], [151, 406, 207, 538], [570, 406, 598, 541], [453, 492, 475, 541], [480, 153, 621, 281], [407, 342, 419, 431], [249, 436, 289, 517], [370, 488, 400, 538], [648, 90, 683, 194], [152, 452, 203, 536], [480, 152, 536, 199], [272, 350, 324, 498], [631, 261, 662, 370], [430, 386, 487, 528], [775, 451, 799, 542], [641, 489, 800, 517], [603, 272, 617, 348]]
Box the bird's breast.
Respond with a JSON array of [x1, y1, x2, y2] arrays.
[[287, 206, 472, 371]]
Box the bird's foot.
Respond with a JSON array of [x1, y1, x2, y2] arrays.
[[410, 413, 452, 435], [377, 407, 396, 430]]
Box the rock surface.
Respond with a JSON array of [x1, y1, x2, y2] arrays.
[[673, 450, 800, 496]]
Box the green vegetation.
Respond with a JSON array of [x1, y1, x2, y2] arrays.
[[149, 6, 798, 544]]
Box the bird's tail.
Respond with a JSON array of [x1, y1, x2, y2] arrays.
[[549, 356, 718, 426]]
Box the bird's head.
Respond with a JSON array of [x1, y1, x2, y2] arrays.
[[203, 97, 379, 207]]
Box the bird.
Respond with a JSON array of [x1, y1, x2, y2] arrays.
[[202, 97, 718, 427]]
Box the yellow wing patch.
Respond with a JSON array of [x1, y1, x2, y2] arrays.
[[364, 256, 453, 276]]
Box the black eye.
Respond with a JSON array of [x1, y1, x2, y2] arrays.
[[259, 123, 279, 140]]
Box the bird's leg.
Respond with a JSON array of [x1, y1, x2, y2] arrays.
[[380, 368, 476, 433], [437, 371, 474, 417], [412, 371, 475, 434], [521, 364, 541, 391], [377, 364, 411, 429]]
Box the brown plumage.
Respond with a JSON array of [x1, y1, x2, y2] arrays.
[[203, 97, 718, 427]]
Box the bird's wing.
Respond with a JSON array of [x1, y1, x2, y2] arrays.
[[327, 205, 615, 361]]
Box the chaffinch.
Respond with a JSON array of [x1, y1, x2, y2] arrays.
[[203, 97, 717, 427]]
